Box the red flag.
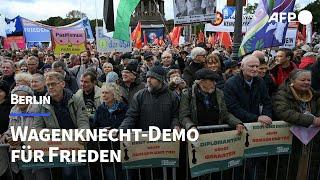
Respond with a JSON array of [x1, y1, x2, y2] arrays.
[[169, 26, 182, 46], [131, 22, 142, 49], [219, 32, 232, 48], [197, 31, 205, 43]]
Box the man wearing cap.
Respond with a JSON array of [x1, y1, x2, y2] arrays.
[[120, 61, 145, 104], [139, 51, 155, 82], [179, 68, 245, 133], [119, 65, 180, 131]]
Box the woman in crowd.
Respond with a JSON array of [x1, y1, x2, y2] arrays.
[[0, 85, 51, 180], [273, 69, 320, 180], [98, 62, 114, 83], [205, 53, 225, 89], [93, 83, 128, 180]]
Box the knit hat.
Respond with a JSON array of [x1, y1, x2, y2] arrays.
[[0, 80, 9, 97], [11, 85, 34, 96], [146, 66, 166, 82], [195, 69, 220, 81], [143, 51, 154, 60], [106, 71, 119, 83], [123, 61, 139, 75]]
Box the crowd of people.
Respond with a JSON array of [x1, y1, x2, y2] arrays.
[[0, 38, 320, 180]]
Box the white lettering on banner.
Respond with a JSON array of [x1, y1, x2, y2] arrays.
[[24, 27, 49, 33]]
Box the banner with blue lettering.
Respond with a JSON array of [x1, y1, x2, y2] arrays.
[[21, 18, 51, 42]]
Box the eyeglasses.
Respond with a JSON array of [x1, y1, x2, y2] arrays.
[[27, 63, 37, 66], [162, 56, 171, 59], [46, 81, 62, 88]]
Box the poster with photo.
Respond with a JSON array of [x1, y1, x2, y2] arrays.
[[174, 0, 216, 24]]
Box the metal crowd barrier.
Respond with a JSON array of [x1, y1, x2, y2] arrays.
[[1, 125, 320, 180]]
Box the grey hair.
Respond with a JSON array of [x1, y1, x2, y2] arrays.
[[14, 72, 32, 82], [32, 73, 45, 82], [18, 59, 27, 68], [289, 69, 311, 82], [45, 71, 65, 82], [101, 83, 122, 102], [2, 60, 16, 69], [103, 62, 113, 69], [191, 47, 207, 60], [241, 55, 260, 67]]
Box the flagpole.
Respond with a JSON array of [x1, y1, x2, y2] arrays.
[[151, 0, 169, 35], [231, 0, 243, 60]]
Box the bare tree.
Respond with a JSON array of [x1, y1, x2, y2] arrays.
[[66, 10, 86, 19]]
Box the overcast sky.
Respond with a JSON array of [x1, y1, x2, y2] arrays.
[[0, 0, 316, 21]]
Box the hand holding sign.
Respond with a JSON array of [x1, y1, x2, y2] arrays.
[[258, 115, 272, 127]]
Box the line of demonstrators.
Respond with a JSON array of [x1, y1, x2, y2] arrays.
[[0, 41, 320, 179]]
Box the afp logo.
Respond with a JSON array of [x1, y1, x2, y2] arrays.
[[268, 10, 313, 25]]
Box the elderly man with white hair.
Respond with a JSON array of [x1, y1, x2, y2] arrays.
[[183, 47, 207, 87], [223, 55, 273, 179]]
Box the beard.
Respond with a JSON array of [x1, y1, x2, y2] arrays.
[[147, 82, 162, 93]]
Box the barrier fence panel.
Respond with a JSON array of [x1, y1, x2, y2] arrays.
[[1, 124, 320, 180]]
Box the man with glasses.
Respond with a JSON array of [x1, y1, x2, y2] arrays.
[[52, 61, 79, 93], [26, 56, 40, 75], [183, 47, 207, 87], [34, 71, 90, 180]]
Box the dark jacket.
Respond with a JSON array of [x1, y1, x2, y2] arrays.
[[272, 82, 320, 127], [311, 60, 320, 91], [119, 79, 145, 105], [183, 61, 204, 87], [98, 73, 107, 83], [263, 73, 277, 96], [119, 84, 180, 131], [64, 71, 79, 94], [93, 102, 128, 129], [179, 84, 242, 130], [0, 100, 12, 134], [223, 73, 273, 123]]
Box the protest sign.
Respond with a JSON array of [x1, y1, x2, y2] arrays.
[[3, 36, 25, 50], [244, 121, 292, 158], [205, 14, 253, 32], [280, 28, 298, 49], [173, 0, 216, 24], [96, 27, 131, 53], [51, 29, 86, 55], [18, 139, 85, 169], [121, 132, 179, 169], [188, 130, 244, 178]]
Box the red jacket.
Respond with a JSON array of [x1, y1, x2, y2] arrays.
[[270, 62, 297, 86]]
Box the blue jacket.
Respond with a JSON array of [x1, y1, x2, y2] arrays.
[[93, 101, 128, 129]]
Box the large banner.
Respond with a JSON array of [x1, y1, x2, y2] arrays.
[[188, 130, 244, 178], [3, 36, 25, 50], [205, 14, 253, 33], [173, 0, 216, 24], [51, 29, 86, 55], [244, 121, 292, 158], [60, 17, 94, 41], [21, 18, 51, 42], [120, 132, 180, 169], [96, 27, 131, 53], [18, 140, 84, 169], [5, 16, 24, 36], [280, 28, 298, 49]]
